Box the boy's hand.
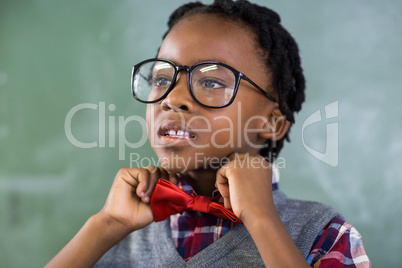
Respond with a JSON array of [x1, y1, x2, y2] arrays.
[[46, 166, 177, 268], [99, 167, 177, 235], [216, 153, 276, 224], [216, 154, 311, 267]]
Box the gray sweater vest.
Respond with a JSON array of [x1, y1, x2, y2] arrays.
[[95, 189, 341, 267]]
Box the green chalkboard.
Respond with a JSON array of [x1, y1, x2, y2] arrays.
[[1, 0, 401, 267]]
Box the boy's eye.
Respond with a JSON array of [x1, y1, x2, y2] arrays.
[[198, 78, 226, 89], [152, 76, 172, 87]]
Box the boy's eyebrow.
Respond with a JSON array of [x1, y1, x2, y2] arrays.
[[157, 56, 231, 66], [193, 58, 231, 65]]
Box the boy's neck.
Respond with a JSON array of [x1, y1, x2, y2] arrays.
[[181, 169, 218, 196]]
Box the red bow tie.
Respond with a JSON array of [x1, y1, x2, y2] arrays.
[[150, 179, 242, 223]]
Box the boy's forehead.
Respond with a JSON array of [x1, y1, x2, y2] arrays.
[[157, 13, 272, 101], [171, 14, 252, 41], [159, 14, 261, 68]]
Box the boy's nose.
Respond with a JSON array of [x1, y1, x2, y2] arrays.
[[161, 74, 194, 112]]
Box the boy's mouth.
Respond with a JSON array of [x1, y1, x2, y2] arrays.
[[161, 129, 195, 139], [158, 121, 196, 140]]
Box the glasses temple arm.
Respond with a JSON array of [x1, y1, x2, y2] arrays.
[[241, 74, 277, 103]]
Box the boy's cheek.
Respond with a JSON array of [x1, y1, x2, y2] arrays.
[[209, 129, 235, 149]]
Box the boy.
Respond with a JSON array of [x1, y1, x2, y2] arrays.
[[47, 1, 371, 267]]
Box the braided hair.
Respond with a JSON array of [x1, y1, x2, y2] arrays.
[[162, 0, 306, 161]]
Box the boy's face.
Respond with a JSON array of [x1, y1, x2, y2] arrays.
[[146, 14, 277, 173]]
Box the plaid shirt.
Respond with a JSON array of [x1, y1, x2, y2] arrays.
[[170, 172, 371, 267], [307, 217, 371, 267]]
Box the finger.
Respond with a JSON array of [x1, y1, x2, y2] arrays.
[[168, 172, 179, 185], [216, 167, 230, 199], [143, 167, 161, 200], [226, 152, 249, 162], [223, 196, 232, 210], [152, 167, 179, 185], [132, 169, 151, 200], [118, 168, 140, 188], [158, 167, 170, 181], [150, 167, 178, 185], [216, 168, 231, 209]]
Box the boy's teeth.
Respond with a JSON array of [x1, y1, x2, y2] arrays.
[[164, 129, 193, 138]]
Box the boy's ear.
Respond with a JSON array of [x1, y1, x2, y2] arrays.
[[259, 106, 291, 141]]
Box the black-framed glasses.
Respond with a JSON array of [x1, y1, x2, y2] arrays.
[[131, 58, 277, 109]]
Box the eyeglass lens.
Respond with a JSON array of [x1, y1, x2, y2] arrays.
[[133, 60, 236, 107]]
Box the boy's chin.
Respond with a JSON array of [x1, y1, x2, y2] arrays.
[[158, 160, 189, 174], [157, 152, 230, 174], [160, 161, 220, 175], [160, 163, 195, 174]]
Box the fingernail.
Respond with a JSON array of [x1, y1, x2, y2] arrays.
[[143, 196, 150, 203]]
